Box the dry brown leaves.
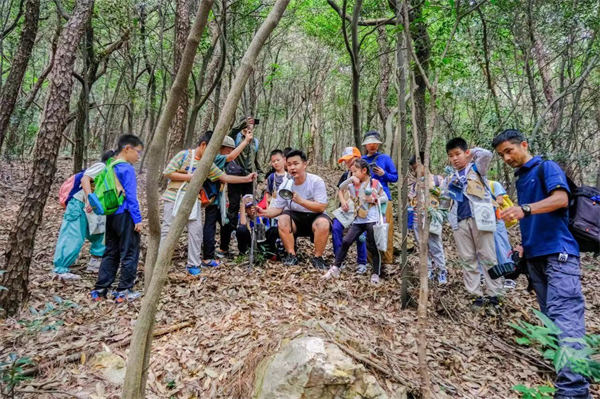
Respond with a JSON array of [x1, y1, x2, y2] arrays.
[[0, 161, 599, 399]]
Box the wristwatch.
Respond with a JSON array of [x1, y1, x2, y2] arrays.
[[521, 205, 532, 217]]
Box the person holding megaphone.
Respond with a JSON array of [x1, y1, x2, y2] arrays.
[[257, 150, 331, 269]]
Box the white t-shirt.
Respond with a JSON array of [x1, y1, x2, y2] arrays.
[[273, 173, 328, 213], [72, 162, 106, 202]]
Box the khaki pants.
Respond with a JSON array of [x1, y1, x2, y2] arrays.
[[453, 217, 502, 297], [161, 200, 203, 267], [368, 201, 395, 265]]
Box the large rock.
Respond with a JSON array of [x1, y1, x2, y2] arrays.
[[252, 336, 407, 399], [89, 351, 127, 385]]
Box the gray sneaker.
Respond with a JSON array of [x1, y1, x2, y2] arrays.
[[370, 274, 380, 284], [356, 264, 368, 274], [85, 257, 102, 273], [52, 272, 81, 281]]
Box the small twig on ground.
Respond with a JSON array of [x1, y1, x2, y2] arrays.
[[16, 390, 79, 398]]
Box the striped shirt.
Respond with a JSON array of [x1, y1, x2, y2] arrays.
[[162, 150, 224, 202]]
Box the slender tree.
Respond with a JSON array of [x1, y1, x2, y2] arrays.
[[123, 1, 290, 396]]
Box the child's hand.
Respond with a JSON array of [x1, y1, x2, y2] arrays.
[[341, 200, 349, 212], [350, 176, 360, 185], [134, 223, 142, 233], [365, 195, 377, 204]]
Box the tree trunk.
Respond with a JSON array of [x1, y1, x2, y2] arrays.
[[0, 0, 40, 154], [165, 0, 191, 163], [377, 24, 391, 131], [350, 0, 363, 148], [409, 0, 430, 150], [0, 0, 94, 317], [309, 68, 327, 164], [123, 1, 290, 397], [73, 26, 96, 173], [396, 1, 410, 310]]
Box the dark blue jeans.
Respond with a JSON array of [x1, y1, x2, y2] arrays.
[[332, 218, 367, 265], [527, 254, 590, 398], [95, 211, 140, 292]]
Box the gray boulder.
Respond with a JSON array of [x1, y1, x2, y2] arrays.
[[252, 336, 407, 399]]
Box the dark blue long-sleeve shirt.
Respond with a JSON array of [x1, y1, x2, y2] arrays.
[[362, 152, 398, 200], [114, 163, 142, 224]]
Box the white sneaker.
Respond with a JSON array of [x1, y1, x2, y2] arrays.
[[370, 274, 380, 284], [356, 264, 367, 274], [322, 266, 340, 280], [52, 272, 81, 281], [85, 257, 102, 273], [504, 279, 517, 289]]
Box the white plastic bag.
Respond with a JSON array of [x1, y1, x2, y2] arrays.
[[373, 200, 389, 252], [473, 201, 496, 232], [172, 150, 199, 221]]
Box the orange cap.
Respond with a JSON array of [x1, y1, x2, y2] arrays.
[[338, 147, 361, 163]]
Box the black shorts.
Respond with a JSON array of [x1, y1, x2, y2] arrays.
[[281, 210, 332, 238]]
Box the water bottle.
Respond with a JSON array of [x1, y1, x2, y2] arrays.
[[359, 232, 367, 242]]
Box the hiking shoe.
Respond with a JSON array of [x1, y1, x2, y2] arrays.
[[470, 297, 485, 311], [486, 296, 502, 316], [356, 264, 367, 274], [215, 249, 229, 259], [437, 270, 448, 284], [283, 253, 299, 266], [370, 274, 380, 284], [114, 290, 142, 304], [323, 266, 340, 280], [311, 256, 328, 270], [186, 265, 202, 276], [504, 279, 516, 290], [85, 257, 102, 273], [202, 259, 221, 268], [52, 272, 81, 281], [90, 289, 107, 302]]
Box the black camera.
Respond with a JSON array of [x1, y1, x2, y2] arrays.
[[489, 251, 527, 280]]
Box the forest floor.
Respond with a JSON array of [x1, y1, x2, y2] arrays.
[[1, 160, 600, 399]]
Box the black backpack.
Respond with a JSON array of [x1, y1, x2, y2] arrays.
[[538, 161, 600, 254]]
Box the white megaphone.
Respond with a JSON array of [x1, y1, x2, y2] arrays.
[[279, 177, 295, 200]]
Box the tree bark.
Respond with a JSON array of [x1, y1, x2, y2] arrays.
[[409, 0, 430, 150], [395, 0, 410, 310], [123, 1, 289, 397], [0, 0, 94, 317], [377, 24, 391, 131], [0, 0, 40, 154], [165, 0, 191, 163]]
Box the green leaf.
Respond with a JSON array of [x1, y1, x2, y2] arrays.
[[516, 337, 531, 345]]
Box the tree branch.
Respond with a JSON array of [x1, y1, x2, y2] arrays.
[[327, 0, 397, 26], [0, 0, 25, 40], [53, 0, 71, 20]]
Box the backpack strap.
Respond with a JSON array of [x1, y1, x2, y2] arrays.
[[473, 166, 496, 201]]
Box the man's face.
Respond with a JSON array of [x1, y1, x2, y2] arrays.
[[365, 143, 380, 154], [220, 146, 233, 155], [286, 155, 306, 177], [447, 147, 469, 170], [495, 140, 530, 168], [271, 154, 285, 171]]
